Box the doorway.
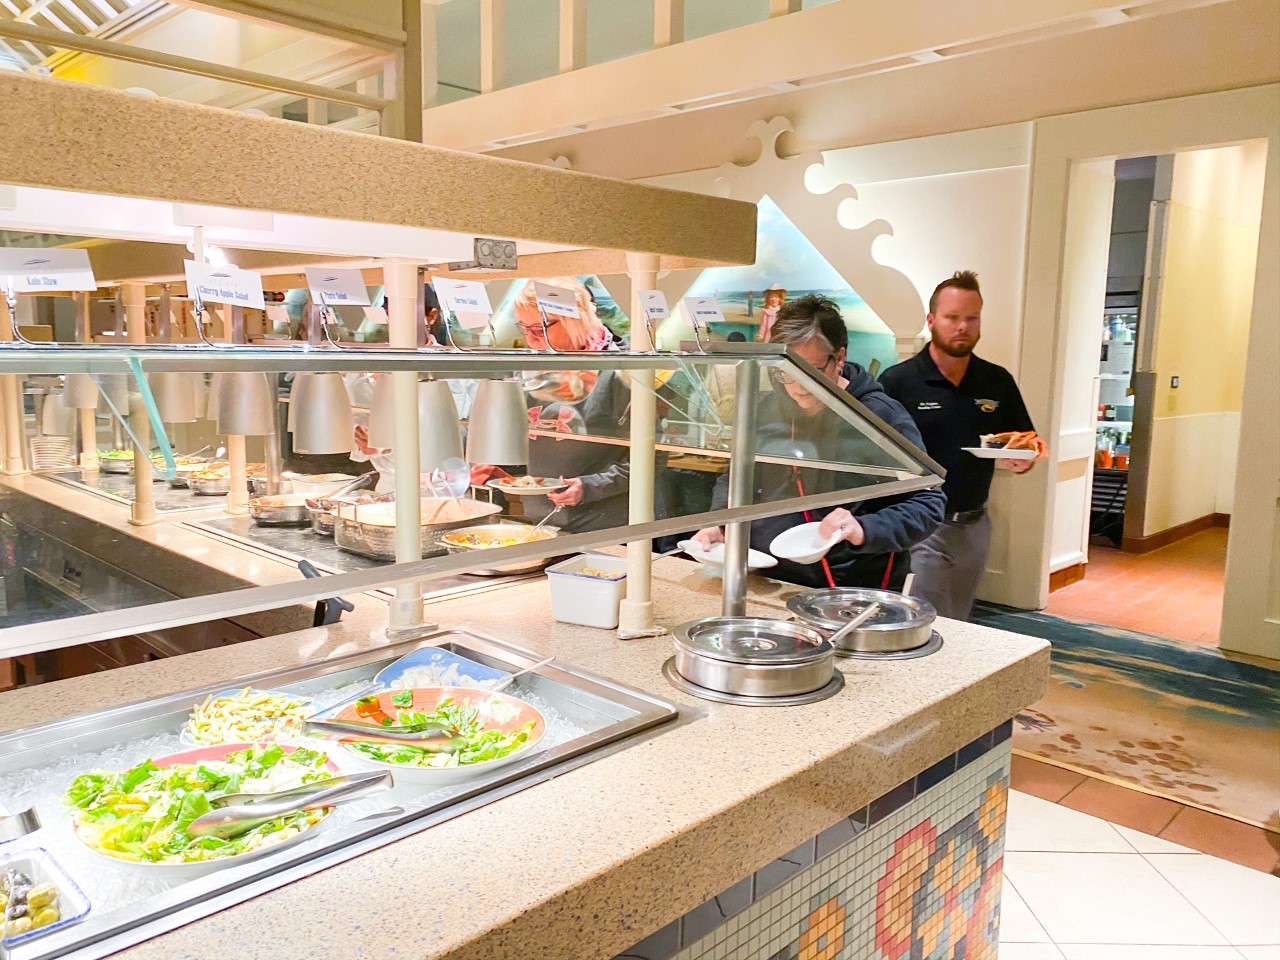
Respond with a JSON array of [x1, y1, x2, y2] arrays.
[[1048, 143, 1267, 649]]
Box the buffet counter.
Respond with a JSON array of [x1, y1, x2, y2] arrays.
[[0, 556, 1048, 960]]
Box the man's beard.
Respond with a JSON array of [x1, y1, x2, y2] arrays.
[[933, 333, 976, 358]]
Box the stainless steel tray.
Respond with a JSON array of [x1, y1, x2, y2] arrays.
[[0, 631, 683, 960]]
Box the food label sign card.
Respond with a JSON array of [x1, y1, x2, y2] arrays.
[[183, 260, 265, 310], [682, 296, 725, 326], [533, 282, 579, 319], [435, 278, 494, 330], [303, 267, 371, 307], [638, 289, 670, 320], [0, 248, 97, 292]]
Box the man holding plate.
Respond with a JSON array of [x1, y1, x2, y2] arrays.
[[879, 270, 1047, 620]]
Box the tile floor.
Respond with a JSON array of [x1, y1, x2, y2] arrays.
[[1010, 753, 1280, 874], [1046, 529, 1228, 646], [1001, 790, 1280, 959]]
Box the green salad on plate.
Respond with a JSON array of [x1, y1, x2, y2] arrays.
[[64, 745, 332, 864]]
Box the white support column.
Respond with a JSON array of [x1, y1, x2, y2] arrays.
[[385, 259, 425, 634], [480, 0, 506, 94], [617, 252, 662, 639], [654, 0, 683, 48], [124, 282, 156, 526], [76, 292, 98, 471], [769, 0, 801, 16], [420, 1, 438, 105], [559, 0, 586, 74], [306, 98, 329, 126], [0, 297, 25, 475]]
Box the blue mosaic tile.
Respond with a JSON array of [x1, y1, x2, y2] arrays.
[[613, 917, 679, 960], [916, 752, 957, 793], [814, 807, 868, 860], [754, 836, 816, 899], [867, 778, 915, 825], [958, 728, 996, 769], [679, 875, 753, 946]]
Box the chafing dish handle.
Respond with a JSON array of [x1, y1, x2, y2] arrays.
[[298, 559, 355, 626]]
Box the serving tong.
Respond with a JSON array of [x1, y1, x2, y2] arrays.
[[188, 771, 393, 841], [302, 717, 467, 749]]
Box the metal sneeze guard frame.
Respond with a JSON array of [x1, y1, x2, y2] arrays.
[[0, 344, 945, 654]]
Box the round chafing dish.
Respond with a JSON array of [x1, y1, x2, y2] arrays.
[[671, 617, 834, 698], [786, 588, 936, 654], [249, 493, 311, 526], [98, 457, 133, 474], [439, 522, 561, 576], [189, 475, 230, 496], [334, 497, 502, 561]]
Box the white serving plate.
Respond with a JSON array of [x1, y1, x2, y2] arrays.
[[486, 477, 567, 497], [678, 540, 777, 574], [71, 743, 338, 877], [961, 446, 1037, 460], [769, 522, 843, 564]]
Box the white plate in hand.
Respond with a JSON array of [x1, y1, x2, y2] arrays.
[[961, 446, 1037, 460], [769, 522, 843, 564], [678, 540, 777, 573]]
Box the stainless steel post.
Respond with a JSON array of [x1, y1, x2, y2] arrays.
[[722, 358, 757, 617]]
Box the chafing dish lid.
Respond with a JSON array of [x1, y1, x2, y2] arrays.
[[785, 588, 936, 633], [672, 617, 831, 665]]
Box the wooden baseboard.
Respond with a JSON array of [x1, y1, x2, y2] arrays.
[[1049, 563, 1086, 592], [1123, 513, 1228, 554]]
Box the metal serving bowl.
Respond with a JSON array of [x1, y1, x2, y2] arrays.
[[98, 457, 133, 474], [786, 588, 936, 654], [249, 493, 311, 526], [189, 475, 231, 496], [438, 522, 562, 576], [671, 617, 834, 697], [334, 497, 502, 561]]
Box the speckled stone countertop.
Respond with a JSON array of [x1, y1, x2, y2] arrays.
[[0, 549, 1048, 960]]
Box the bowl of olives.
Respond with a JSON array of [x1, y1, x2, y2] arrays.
[[0, 848, 90, 946]]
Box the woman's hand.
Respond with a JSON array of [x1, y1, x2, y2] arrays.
[[691, 527, 724, 550], [819, 508, 865, 546], [547, 477, 584, 507]]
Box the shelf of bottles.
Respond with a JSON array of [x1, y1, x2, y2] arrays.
[[1096, 311, 1137, 470]]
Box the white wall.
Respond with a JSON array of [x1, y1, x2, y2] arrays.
[[1142, 143, 1264, 535]]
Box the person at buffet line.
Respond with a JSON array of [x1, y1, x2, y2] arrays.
[[512, 278, 636, 533], [692, 294, 945, 591], [347, 284, 475, 493], [879, 270, 1047, 619]]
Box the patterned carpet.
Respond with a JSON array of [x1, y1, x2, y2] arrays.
[[972, 602, 1280, 830]]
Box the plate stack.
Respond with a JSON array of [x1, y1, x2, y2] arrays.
[[664, 617, 844, 707]]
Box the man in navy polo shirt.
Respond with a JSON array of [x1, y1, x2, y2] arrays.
[[879, 271, 1045, 619]]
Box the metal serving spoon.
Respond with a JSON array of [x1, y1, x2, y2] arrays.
[[187, 771, 392, 841]]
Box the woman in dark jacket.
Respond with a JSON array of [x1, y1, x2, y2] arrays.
[[692, 294, 944, 590]]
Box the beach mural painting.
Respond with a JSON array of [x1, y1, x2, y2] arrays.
[[662, 195, 899, 373]]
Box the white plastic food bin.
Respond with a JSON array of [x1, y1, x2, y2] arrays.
[[546, 553, 628, 629]]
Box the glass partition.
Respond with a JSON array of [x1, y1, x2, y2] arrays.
[[0, 346, 942, 649]]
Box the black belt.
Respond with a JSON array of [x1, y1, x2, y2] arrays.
[[946, 507, 986, 524]]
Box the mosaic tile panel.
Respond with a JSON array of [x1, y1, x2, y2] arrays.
[[615, 723, 1012, 960]]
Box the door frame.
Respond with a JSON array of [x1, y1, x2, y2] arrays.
[[990, 84, 1278, 660]]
